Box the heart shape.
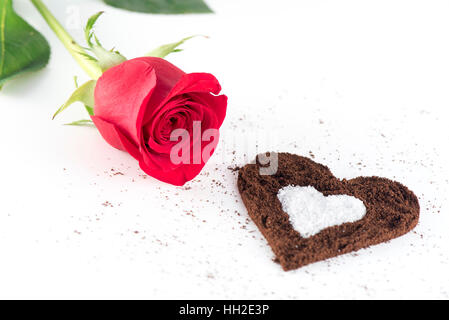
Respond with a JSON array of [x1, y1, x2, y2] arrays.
[[237, 153, 420, 271], [277, 185, 367, 238]]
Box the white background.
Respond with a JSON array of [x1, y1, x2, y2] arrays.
[[0, 0, 448, 299]]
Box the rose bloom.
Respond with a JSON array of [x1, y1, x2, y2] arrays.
[[91, 57, 227, 186]]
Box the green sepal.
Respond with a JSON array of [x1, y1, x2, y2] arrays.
[[84, 12, 126, 72], [85, 11, 104, 48], [90, 45, 126, 72], [146, 35, 205, 59], [53, 80, 96, 120], [64, 119, 95, 127]]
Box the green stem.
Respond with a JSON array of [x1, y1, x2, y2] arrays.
[[30, 0, 102, 79]]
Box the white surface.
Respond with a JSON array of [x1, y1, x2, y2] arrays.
[[0, 0, 449, 299], [278, 186, 366, 238]]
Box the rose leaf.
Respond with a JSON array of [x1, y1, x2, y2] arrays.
[[103, 0, 213, 14], [0, 0, 50, 90]]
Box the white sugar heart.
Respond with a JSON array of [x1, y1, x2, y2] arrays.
[[277, 185, 366, 238]]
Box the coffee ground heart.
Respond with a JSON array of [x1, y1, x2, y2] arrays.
[[237, 152, 420, 271]]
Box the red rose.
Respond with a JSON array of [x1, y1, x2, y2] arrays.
[[91, 57, 227, 186]]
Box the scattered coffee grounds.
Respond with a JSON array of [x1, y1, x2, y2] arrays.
[[237, 153, 420, 271]]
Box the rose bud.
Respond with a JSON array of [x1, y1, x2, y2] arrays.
[[91, 57, 227, 186]]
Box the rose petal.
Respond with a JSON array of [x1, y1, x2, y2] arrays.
[[171, 73, 222, 96], [143, 73, 222, 125], [91, 116, 141, 160], [139, 158, 206, 186], [190, 93, 228, 128], [94, 58, 161, 146]]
